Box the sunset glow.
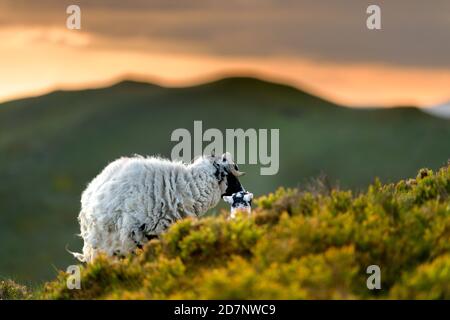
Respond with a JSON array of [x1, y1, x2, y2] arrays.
[[1, 1, 449, 107]]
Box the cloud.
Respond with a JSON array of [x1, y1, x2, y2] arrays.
[[0, 0, 449, 68], [1, 27, 92, 48]]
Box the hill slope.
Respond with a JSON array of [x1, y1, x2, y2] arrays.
[[35, 164, 450, 299], [0, 76, 449, 283]]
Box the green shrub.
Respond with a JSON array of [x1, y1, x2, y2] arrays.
[[390, 254, 450, 299], [0, 280, 30, 300], [38, 164, 450, 299]]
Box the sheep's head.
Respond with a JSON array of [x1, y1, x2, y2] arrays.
[[221, 152, 245, 177], [223, 190, 253, 218], [211, 152, 246, 196]]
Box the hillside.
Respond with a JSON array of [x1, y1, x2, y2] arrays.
[[0, 76, 449, 283], [3, 164, 448, 299]]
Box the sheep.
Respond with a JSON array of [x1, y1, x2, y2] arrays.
[[223, 190, 253, 219], [71, 152, 245, 262]]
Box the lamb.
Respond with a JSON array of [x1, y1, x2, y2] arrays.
[[71, 152, 245, 262], [223, 190, 253, 219]]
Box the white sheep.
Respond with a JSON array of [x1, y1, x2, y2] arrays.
[[223, 190, 253, 219], [71, 152, 245, 262]]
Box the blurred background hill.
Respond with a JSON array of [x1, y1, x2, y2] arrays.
[[0, 76, 449, 283]]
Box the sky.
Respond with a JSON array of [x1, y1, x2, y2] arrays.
[[0, 0, 449, 107]]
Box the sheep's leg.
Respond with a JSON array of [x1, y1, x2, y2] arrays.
[[129, 223, 149, 249], [128, 221, 163, 250]]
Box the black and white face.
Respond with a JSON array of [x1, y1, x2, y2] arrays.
[[223, 191, 253, 217], [212, 152, 246, 196], [222, 172, 244, 196]]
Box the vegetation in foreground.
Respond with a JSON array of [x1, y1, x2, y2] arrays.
[[23, 163, 449, 300], [0, 280, 31, 300], [2, 77, 450, 282]]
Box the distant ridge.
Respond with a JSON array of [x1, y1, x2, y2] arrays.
[[110, 79, 164, 89], [0, 75, 428, 111]]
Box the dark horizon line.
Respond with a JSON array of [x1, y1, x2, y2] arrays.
[[0, 73, 423, 110]]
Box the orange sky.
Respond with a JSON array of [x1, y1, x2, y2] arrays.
[[1, 0, 450, 107]]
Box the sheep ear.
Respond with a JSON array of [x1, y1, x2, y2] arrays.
[[222, 196, 233, 204], [222, 152, 233, 163], [244, 193, 253, 202]]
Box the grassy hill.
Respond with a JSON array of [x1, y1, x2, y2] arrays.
[[3, 164, 450, 299], [0, 76, 449, 283]]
